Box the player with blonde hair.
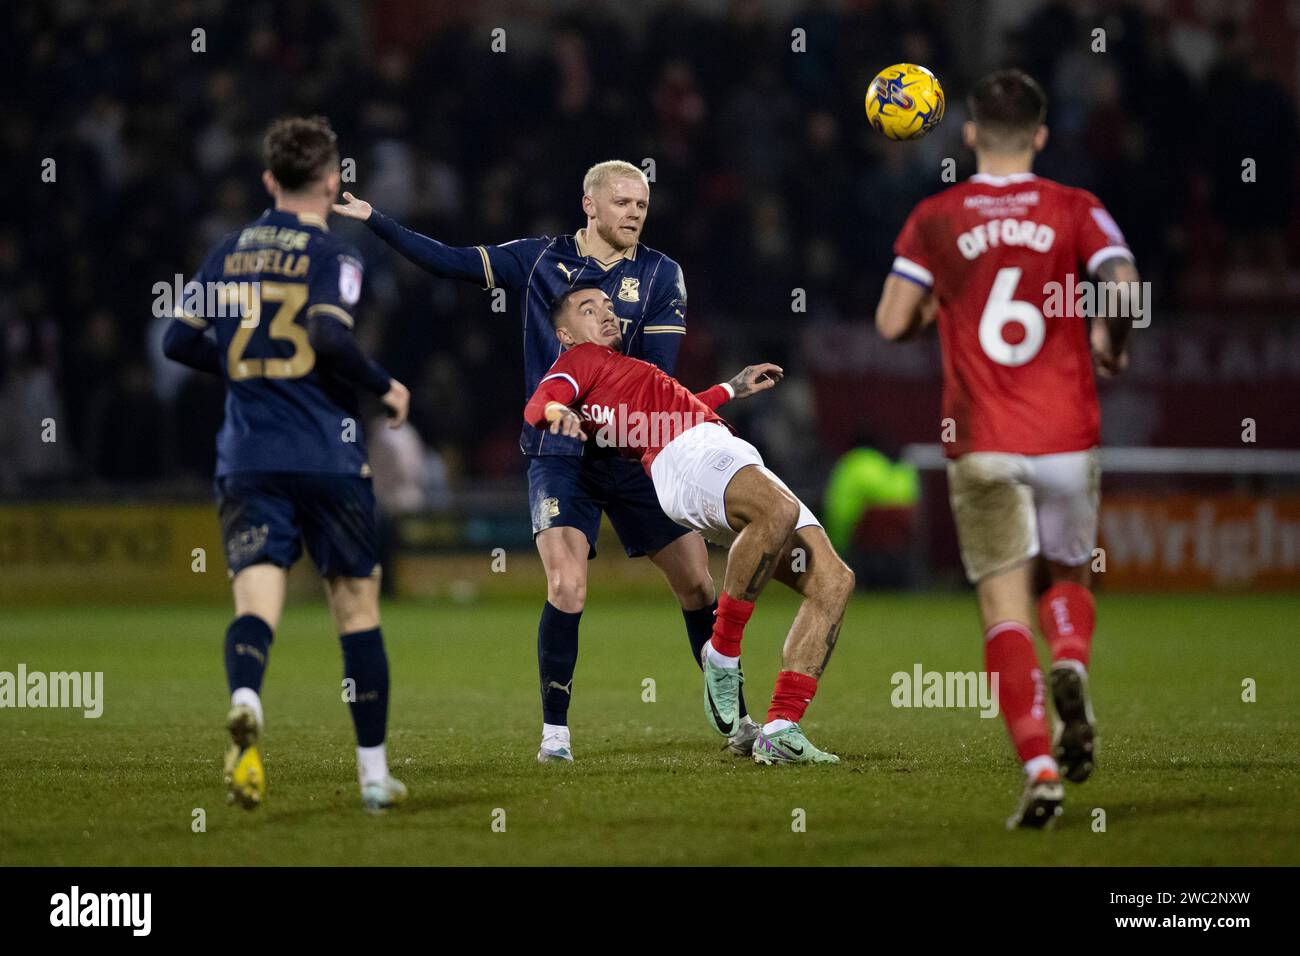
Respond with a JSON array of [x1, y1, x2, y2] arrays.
[[334, 160, 764, 761]]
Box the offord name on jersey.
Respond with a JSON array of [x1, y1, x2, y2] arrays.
[[957, 217, 1055, 260]]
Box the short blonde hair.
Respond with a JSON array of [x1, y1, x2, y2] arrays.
[[583, 160, 649, 197]]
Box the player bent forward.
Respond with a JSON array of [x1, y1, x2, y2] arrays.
[[524, 287, 855, 763]]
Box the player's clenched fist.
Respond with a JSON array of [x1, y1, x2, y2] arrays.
[[545, 402, 587, 441], [1089, 316, 1128, 378], [331, 191, 373, 221], [382, 379, 410, 427]]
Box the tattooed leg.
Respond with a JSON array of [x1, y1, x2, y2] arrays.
[[719, 465, 801, 604], [771, 527, 855, 679]]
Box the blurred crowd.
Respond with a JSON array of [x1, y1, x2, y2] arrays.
[[2, 0, 1297, 497]]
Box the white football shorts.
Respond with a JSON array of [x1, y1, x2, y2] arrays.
[[650, 422, 821, 548], [946, 448, 1101, 583]]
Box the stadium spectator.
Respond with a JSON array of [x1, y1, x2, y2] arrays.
[[5, 0, 1298, 495]]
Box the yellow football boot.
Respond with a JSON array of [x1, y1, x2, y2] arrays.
[[223, 704, 264, 810]]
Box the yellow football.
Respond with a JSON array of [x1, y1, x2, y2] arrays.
[[865, 63, 946, 141]]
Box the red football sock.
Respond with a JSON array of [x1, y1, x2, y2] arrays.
[[1038, 581, 1095, 667], [985, 621, 1050, 763], [767, 671, 818, 724], [709, 592, 754, 658]]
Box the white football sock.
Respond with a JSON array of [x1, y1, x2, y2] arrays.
[[705, 644, 740, 668], [357, 744, 389, 786], [1024, 754, 1058, 780], [541, 722, 570, 743], [763, 718, 793, 735], [230, 687, 263, 730]]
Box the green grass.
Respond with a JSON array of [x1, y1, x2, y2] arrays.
[[2, 593, 1298, 865]]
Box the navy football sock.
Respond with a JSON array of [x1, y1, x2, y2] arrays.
[[538, 602, 581, 726], [225, 615, 273, 694], [340, 628, 390, 748], [683, 599, 748, 719]]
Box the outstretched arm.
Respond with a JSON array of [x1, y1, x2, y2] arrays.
[[332, 192, 494, 287], [695, 363, 784, 409]]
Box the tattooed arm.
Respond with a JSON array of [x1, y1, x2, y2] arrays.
[[1091, 256, 1141, 378]]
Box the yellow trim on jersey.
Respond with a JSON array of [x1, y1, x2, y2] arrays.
[[643, 325, 685, 334], [575, 228, 637, 269], [174, 309, 209, 330], [475, 245, 495, 290], [296, 212, 329, 231], [306, 303, 355, 328]]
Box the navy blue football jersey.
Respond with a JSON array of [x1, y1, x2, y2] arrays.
[[476, 232, 687, 455], [175, 209, 371, 477]]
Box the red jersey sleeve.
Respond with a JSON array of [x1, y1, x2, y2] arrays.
[[692, 382, 732, 410], [523, 350, 588, 428], [891, 202, 935, 291], [1073, 190, 1135, 276]]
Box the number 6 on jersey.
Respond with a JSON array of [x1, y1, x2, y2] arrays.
[[978, 267, 1044, 367]]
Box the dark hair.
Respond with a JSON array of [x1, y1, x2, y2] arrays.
[[967, 69, 1047, 149], [262, 116, 339, 191], [550, 284, 606, 328]]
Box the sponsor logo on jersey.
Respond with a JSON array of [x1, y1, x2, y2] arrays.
[[556, 262, 577, 282], [963, 191, 1039, 212], [236, 225, 311, 251]]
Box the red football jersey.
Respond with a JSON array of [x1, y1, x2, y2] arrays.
[[892, 172, 1134, 458], [523, 342, 731, 472]]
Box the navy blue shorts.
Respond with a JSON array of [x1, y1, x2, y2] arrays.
[[528, 454, 690, 559], [215, 472, 382, 579]]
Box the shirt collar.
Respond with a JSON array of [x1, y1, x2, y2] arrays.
[[969, 172, 1038, 187], [575, 227, 636, 263], [263, 208, 330, 231]]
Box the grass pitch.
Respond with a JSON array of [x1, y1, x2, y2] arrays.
[[3, 592, 1298, 866]]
